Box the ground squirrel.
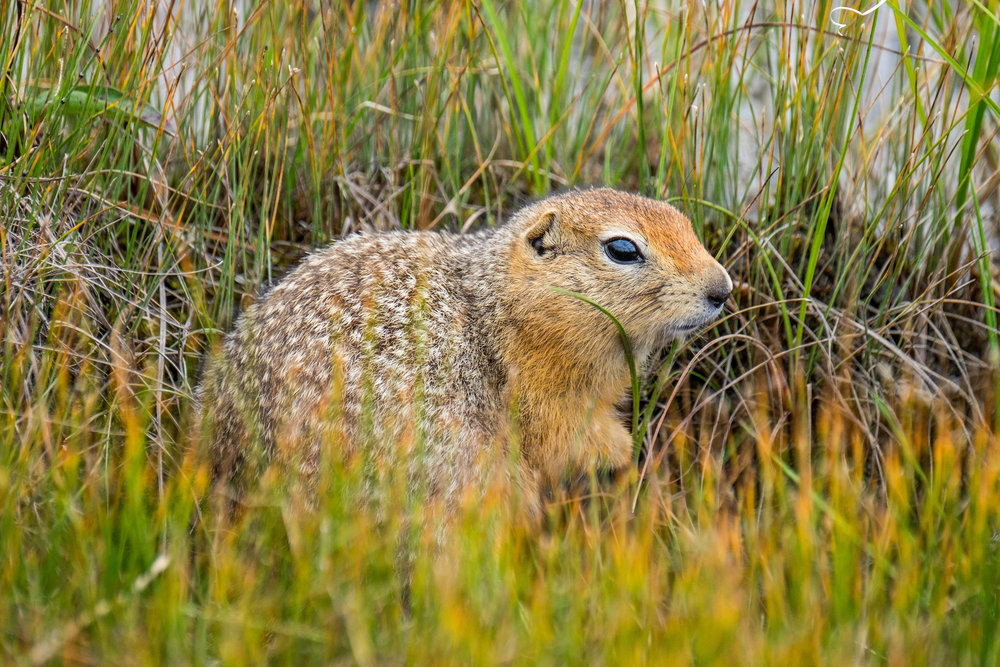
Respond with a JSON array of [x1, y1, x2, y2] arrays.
[[197, 188, 732, 518]]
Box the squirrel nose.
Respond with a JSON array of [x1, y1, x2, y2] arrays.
[[705, 283, 732, 309]]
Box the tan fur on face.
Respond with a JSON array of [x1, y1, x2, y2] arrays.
[[196, 188, 731, 521]]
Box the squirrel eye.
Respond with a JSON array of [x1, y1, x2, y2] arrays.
[[603, 237, 644, 264]]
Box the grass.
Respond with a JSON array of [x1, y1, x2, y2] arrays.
[[3, 0, 1000, 663]]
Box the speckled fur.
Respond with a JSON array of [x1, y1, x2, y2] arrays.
[[196, 189, 732, 520]]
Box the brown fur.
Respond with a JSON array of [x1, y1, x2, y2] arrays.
[[195, 189, 732, 519]]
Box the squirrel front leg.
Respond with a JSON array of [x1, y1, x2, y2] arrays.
[[584, 402, 634, 472], [526, 398, 633, 482]]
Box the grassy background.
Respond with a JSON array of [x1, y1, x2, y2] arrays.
[[3, 0, 1000, 663]]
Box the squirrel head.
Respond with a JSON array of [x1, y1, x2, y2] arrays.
[[503, 188, 732, 364]]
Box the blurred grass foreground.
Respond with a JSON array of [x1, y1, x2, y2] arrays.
[[3, 0, 1000, 663]]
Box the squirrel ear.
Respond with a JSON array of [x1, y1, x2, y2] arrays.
[[525, 210, 559, 257]]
